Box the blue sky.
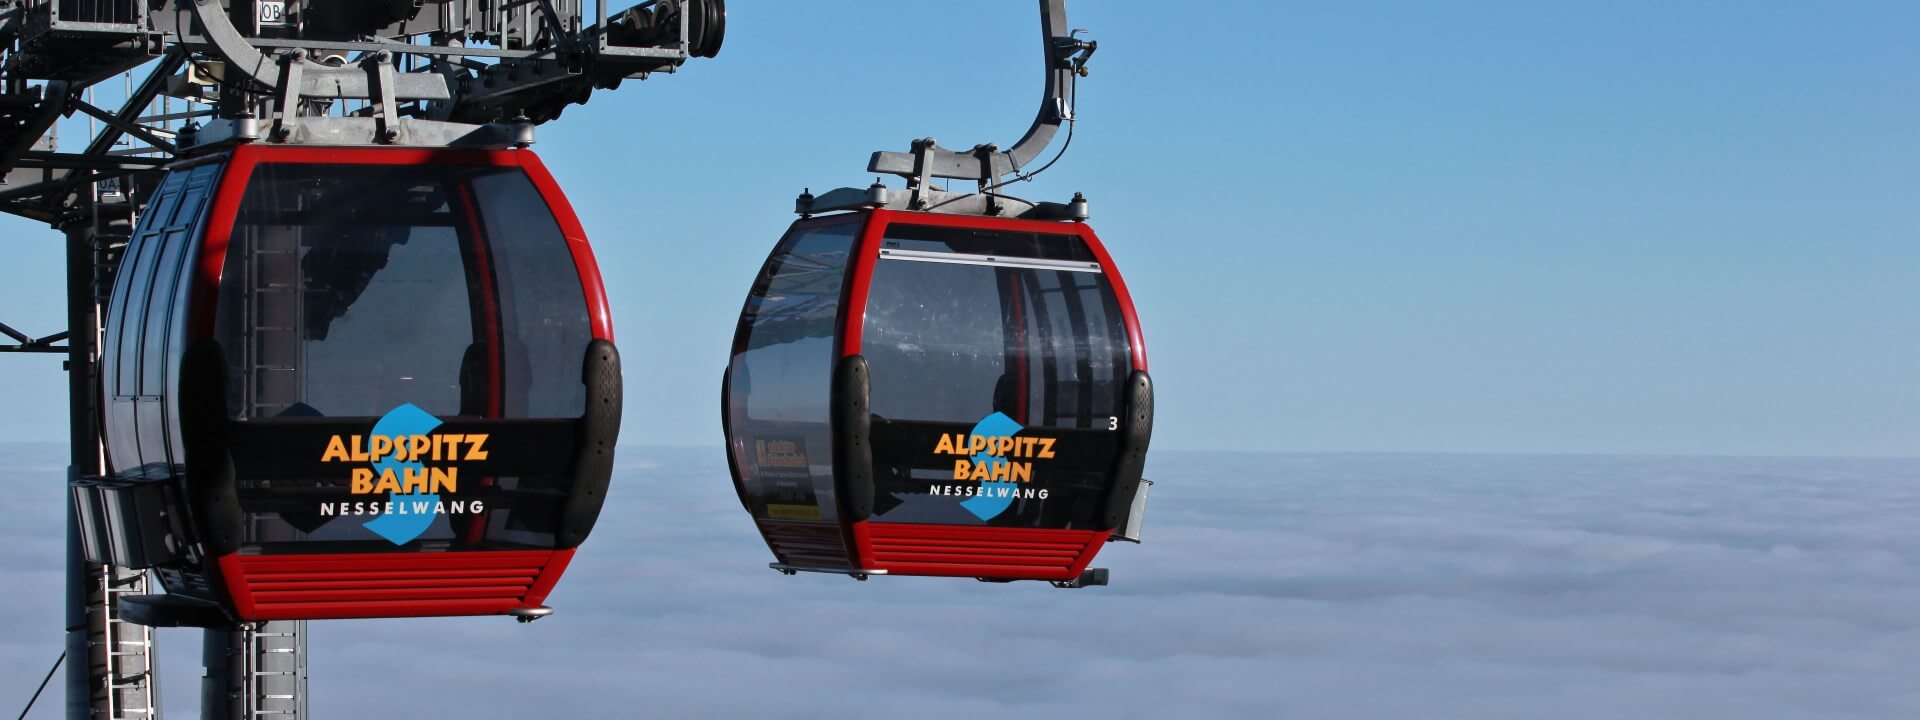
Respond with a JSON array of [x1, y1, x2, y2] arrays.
[[3, 1, 1919, 455]]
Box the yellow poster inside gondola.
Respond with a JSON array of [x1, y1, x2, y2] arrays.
[[754, 437, 821, 520]]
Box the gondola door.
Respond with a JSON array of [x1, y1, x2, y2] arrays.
[[842, 211, 1148, 581]]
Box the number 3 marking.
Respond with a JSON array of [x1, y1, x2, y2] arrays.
[[1107, 417, 1119, 430]]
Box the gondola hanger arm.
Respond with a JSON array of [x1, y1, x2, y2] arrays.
[[866, 0, 1094, 186]]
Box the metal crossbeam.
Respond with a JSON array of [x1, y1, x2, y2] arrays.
[[0, 320, 68, 352]]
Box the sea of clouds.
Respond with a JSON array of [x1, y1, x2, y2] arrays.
[[2, 444, 1918, 718]]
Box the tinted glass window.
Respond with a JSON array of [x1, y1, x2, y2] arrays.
[[726, 219, 858, 523], [216, 163, 588, 420], [861, 226, 1131, 529], [102, 170, 183, 473], [112, 199, 165, 396], [143, 177, 186, 231], [864, 231, 1128, 429], [214, 161, 592, 551], [139, 228, 192, 395], [471, 171, 591, 418], [101, 163, 224, 474]]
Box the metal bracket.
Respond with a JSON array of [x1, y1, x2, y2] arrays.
[[1050, 567, 1109, 589], [270, 50, 302, 141], [506, 606, 554, 622], [367, 51, 401, 143], [769, 563, 888, 581], [907, 138, 934, 209]]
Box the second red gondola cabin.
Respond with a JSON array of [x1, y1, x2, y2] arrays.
[[724, 209, 1151, 585]]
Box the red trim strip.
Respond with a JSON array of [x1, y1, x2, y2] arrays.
[[514, 151, 614, 342], [1075, 226, 1148, 372], [1009, 271, 1030, 424], [186, 151, 252, 341], [523, 547, 575, 606], [232, 551, 553, 569], [454, 183, 505, 417], [246, 599, 531, 621], [837, 212, 886, 357], [1068, 529, 1112, 576], [249, 576, 537, 590], [216, 553, 256, 616], [453, 182, 504, 544]]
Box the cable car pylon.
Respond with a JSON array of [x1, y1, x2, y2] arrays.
[[0, 0, 724, 716]]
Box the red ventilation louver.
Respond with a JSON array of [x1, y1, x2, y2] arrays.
[[219, 550, 572, 621], [854, 523, 1109, 580]]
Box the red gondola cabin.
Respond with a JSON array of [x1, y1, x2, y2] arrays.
[[78, 145, 622, 623], [724, 209, 1152, 585]]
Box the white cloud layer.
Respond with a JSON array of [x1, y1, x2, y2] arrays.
[[2, 445, 1918, 718]]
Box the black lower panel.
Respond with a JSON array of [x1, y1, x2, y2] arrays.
[[867, 419, 1114, 530]]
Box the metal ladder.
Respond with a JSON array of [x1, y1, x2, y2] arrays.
[[86, 563, 157, 719], [202, 622, 306, 720], [243, 622, 306, 719]]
